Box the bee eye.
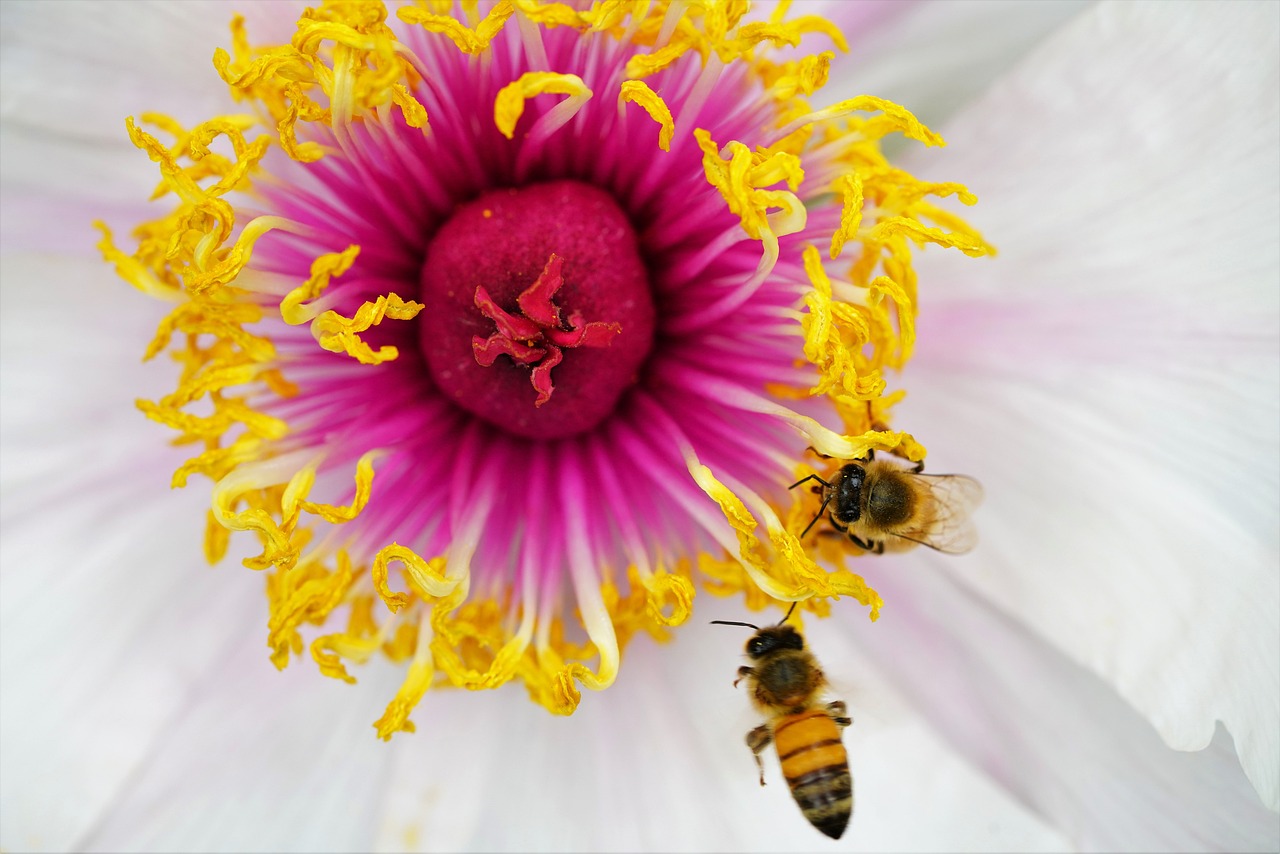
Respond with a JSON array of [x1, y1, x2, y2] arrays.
[[746, 636, 774, 658]]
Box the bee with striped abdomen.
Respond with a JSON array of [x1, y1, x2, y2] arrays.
[[713, 606, 853, 839]]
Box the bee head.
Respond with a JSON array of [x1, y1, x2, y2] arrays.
[[832, 463, 867, 524], [745, 624, 805, 659]]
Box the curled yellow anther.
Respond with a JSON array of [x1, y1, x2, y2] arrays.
[[311, 293, 425, 364], [694, 129, 804, 241], [297, 452, 381, 523], [642, 571, 694, 626], [494, 72, 593, 139], [625, 41, 690, 80], [397, 0, 514, 54], [830, 173, 863, 259], [510, 0, 583, 28], [618, 80, 674, 151], [375, 657, 433, 739], [282, 246, 362, 326]]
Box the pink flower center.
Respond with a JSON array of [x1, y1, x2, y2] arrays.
[[419, 181, 655, 439]]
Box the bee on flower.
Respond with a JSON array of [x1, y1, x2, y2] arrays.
[[95, 0, 991, 738]]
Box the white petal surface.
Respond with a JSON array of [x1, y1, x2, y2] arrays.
[[841, 556, 1280, 852], [79, 639, 402, 853], [823, 0, 1090, 128], [0, 255, 248, 849], [899, 0, 1280, 810]]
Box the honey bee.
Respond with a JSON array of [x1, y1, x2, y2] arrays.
[[789, 450, 983, 554], [713, 605, 853, 839]]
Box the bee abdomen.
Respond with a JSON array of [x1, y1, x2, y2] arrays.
[[775, 711, 853, 839]]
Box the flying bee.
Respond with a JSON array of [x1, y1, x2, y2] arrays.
[[713, 605, 853, 840], [789, 450, 983, 555]]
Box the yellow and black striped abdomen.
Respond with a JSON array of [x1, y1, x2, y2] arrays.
[[774, 710, 852, 839]]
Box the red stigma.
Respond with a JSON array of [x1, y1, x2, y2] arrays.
[[471, 254, 622, 407]]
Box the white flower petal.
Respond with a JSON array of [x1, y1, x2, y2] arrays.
[[899, 0, 1280, 810], [0, 252, 248, 851], [823, 0, 1090, 127], [0, 505, 264, 853], [77, 640, 403, 853], [841, 557, 1280, 851]]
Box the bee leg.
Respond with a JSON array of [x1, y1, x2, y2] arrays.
[[733, 666, 755, 688], [826, 701, 853, 728], [746, 725, 773, 786], [848, 534, 885, 555]]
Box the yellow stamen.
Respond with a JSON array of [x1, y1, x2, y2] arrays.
[[777, 96, 945, 148], [266, 553, 355, 669], [299, 452, 381, 523], [510, 0, 585, 28], [830, 172, 863, 259], [618, 80, 674, 151], [92, 221, 182, 301], [281, 246, 363, 325], [624, 40, 689, 79], [374, 612, 435, 739], [582, 0, 651, 33], [799, 245, 886, 400], [311, 293, 425, 364], [372, 545, 452, 611], [494, 71, 593, 139], [694, 128, 805, 242], [397, 1, 514, 54], [640, 565, 695, 627]]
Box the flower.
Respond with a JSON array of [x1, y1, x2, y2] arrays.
[[88, 0, 996, 735], [1, 1, 1276, 852]]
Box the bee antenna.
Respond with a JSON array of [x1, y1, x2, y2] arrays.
[[799, 494, 831, 538], [778, 602, 798, 625], [709, 620, 761, 630], [788, 473, 833, 539]]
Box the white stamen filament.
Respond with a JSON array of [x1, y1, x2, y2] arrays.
[[515, 9, 550, 72], [665, 230, 779, 334], [563, 460, 619, 690]]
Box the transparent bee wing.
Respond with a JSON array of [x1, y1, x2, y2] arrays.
[[895, 474, 984, 555]]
